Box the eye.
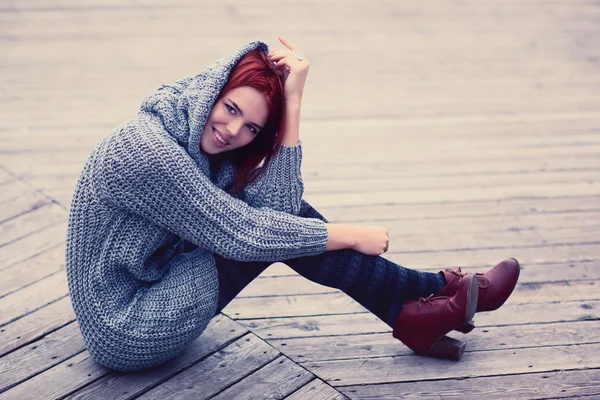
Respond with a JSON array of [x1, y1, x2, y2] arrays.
[[248, 125, 258, 134], [225, 104, 235, 114]]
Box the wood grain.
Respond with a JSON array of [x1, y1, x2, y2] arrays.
[[2, 0, 599, 397]]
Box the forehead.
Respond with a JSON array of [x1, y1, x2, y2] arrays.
[[225, 86, 269, 125]]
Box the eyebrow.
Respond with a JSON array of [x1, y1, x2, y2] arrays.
[[226, 98, 264, 130]]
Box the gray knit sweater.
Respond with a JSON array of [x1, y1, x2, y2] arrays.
[[65, 41, 328, 371]]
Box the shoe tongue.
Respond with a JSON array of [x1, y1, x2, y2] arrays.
[[438, 273, 461, 297]]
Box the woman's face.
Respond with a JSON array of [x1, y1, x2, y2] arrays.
[[200, 86, 269, 155]]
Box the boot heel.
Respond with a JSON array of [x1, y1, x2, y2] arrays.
[[427, 336, 466, 360], [455, 320, 475, 334]]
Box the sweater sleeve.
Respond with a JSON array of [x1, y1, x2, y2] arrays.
[[92, 122, 328, 262], [242, 142, 304, 215]]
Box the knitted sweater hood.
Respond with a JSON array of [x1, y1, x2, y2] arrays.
[[65, 41, 329, 371], [139, 41, 268, 177]]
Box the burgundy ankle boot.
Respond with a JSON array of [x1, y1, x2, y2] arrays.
[[443, 258, 521, 333], [392, 274, 478, 361]]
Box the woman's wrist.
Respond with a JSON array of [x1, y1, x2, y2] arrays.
[[281, 100, 302, 146], [325, 223, 356, 251], [285, 97, 303, 110]]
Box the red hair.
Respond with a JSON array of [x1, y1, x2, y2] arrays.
[[211, 49, 286, 197]]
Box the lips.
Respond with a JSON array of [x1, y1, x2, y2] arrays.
[[212, 127, 229, 147]]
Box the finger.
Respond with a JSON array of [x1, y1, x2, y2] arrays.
[[278, 35, 298, 51], [268, 51, 289, 62], [275, 57, 297, 70]]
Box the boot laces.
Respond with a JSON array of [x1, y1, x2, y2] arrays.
[[446, 267, 489, 288], [475, 273, 490, 288], [417, 294, 435, 307], [445, 267, 464, 277]]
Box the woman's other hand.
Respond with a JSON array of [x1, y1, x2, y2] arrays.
[[268, 35, 310, 105], [350, 226, 390, 256], [326, 224, 390, 256]]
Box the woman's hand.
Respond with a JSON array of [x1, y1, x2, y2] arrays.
[[325, 224, 390, 256], [268, 35, 310, 105], [350, 226, 390, 256]]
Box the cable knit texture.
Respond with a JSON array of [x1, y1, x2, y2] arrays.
[[65, 41, 328, 371]]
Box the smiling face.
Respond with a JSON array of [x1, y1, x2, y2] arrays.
[[200, 86, 269, 155]]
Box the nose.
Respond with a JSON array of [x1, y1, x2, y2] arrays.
[[225, 119, 244, 138]]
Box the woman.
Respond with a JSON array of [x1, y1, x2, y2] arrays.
[[66, 36, 520, 372]]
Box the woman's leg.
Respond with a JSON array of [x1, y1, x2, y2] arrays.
[[214, 200, 446, 328]]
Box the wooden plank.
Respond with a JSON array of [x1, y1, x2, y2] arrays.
[[340, 369, 600, 400], [0, 221, 67, 271], [0, 271, 68, 327], [304, 343, 600, 387], [241, 299, 600, 340], [4, 315, 248, 400], [239, 264, 600, 298], [387, 243, 600, 270], [0, 169, 14, 185], [0, 352, 108, 400], [315, 195, 600, 223], [261, 259, 600, 286], [0, 243, 65, 298], [0, 178, 33, 205], [224, 279, 599, 320], [382, 228, 598, 257], [286, 379, 347, 400], [361, 209, 600, 234], [136, 334, 279, 400], [0, 322, 84, 393], [224, 293, 367, 320], [0, 190, 51, 224], [304, 180, 600, 208], [210, 356, 314, 400], [267, 320, 600, 363], [305, 170, 600, 195], [0, 296, 74, 358]]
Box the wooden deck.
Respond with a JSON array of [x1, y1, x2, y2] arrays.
[[1, 0, 599, 398]]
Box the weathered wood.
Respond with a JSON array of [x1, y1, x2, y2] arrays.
[[238, 267, 600, 299], [5, 315, 248, 400], [0, 352, 108, 400], [0, 271, 68, 327], [0, 203, 65, 248], [0, 179, 33, 206], [223, 292, 367, 320], [304, 180, 600, 208], [286, 378, 348, 400], [242, 299, 600, 340], [315, 195, 600, 224], [260, 259, 600, 285], [0, 189, 51, 224], [304, 170, 600, 195], [0, 296, 74, 358], [388, 243, 600, 270], [0, 221, 67, 271], [0, 243, 65, 298], [136, 333, 279, 400], [267, 320, 600, 363], [224, 279, 599, 320], [340, 369, 600, 400], [2, 0, 600, 397], [0, 322, 84, 393], [0, 169, 14, 185], [210, 356, 314, 400], [305, 343, 600, 387]]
